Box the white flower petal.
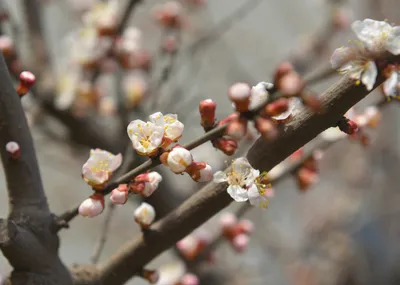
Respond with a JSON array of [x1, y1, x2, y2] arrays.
[[149, 112, 165, 127], [227, 185, 249, 202], [213, 171, 227, 183], [249, 82, 272, 110], [330, 47, 356, 69], [383, 71, 398, 97], [361, 61, 377, 91], [387, 26, 400, 55]]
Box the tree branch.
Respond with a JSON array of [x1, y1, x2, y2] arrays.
[[0, 53, 48, 218], [88, 58, 396, 284], [0, 53, 72, 284]]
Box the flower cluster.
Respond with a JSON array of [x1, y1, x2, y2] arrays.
[[176, 228, 213, 261], [219, 212, 254, 253], [160, 146, 213, 182], [109, 171, 162, 206], [213, 157, 274, 208], [127, 112, 184, 156], [331, 19, 400, 91]]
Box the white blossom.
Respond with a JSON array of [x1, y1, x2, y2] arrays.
[[82, 149, 122, 187], [79, 195, 104, 218], [383, 69, 399, 98], [213, 157, 259, 202], [134, 202, 156, 227], [149, 112, 184, 143], [167, 147, 193, 173], [331, 47, 377, 91], [352, 19, 400, 55], [127, 120, 164, 156]]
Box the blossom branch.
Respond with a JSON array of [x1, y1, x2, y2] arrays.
[[79, 56, 398, 284], [54, 66, 345, 229]]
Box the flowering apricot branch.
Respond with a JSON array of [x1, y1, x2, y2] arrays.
[[182, 97, 390, 267], [70, 46, 400, 283]]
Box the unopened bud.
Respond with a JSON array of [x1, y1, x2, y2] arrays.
[[17, 71, 36, 97], [226, 118, 248, 140], [134, 202, 156, 228], [110, 184, 129, 205], [296, 168, 319, 191], [219, 212, 238, 234], [274, 62, 305, 97], [265, 98, 289, 117], [199, 99, 216, 128], [141, 269, 159, 284], [79, 194, 105, 218], [338, 118, 359, 135], [254, 117, 278, 141], [6, 141, 20, 159], [228, 82, 251, 112], [236, 219, 254, 235], [185, 162, 213, 182], [162, 34, 179, 54], [231, 234, 249, 253], [332, 7, 352, 31], [212, 138, 238, 155], [0, 35, 14, 57]]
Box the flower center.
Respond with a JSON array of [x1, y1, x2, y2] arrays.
[[91, 159, 110, 173], [227, 171, 244, 186]]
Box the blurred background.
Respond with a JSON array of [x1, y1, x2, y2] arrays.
[[0, 0, 399, 284]]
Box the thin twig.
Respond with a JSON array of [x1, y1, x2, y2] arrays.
[[91, 202, 117, 264]]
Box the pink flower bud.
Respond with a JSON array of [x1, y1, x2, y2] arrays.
[[254, 117, 278, 141], [219, 212, 237, 232], [236, 219, 254, 235], [0, 35, 14, 57], [199, 99, 216, 128], [232, 234, 249, 253], [265, 98, 289, 117], [226, 119, 248, 141], [181, 273, 199, 285], [134, 202, 156, 228], [213, 138, 238, 156], [79, 194, 105, 218], [17, 71, 36, 97], [153, 1, 184, 28], [228, 83, 251, 112], [198, 164, 213, 182], [274, 62, 305, 97], [296, 168, 319, 192], [142, 269, 159, 284], [6, 141, 20, 159], [176, 235, 199, 260], [186, 162, 212, 182], [338, 119, 359, 135], [110, 184, 129, 205]]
